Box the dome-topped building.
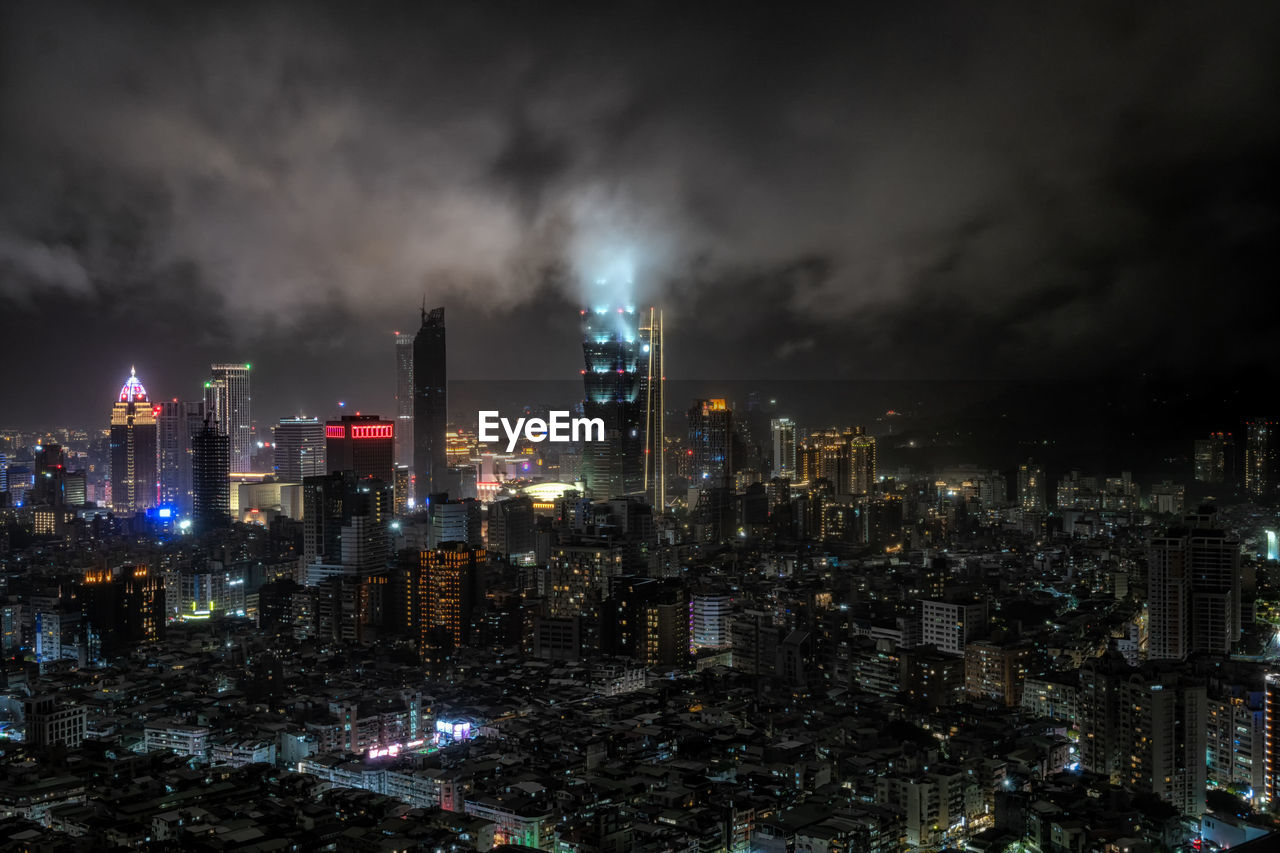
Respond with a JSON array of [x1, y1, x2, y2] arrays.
[[118, 366, 149, 403], [110, 366, 158, 513]]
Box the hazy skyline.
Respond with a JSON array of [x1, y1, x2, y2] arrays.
[[2, 1, 1278, 428]]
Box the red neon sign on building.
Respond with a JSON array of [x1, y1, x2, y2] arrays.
[[350, 424, 393, 439]]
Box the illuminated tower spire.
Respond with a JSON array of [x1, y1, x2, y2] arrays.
[[640, 308, 665, 509]]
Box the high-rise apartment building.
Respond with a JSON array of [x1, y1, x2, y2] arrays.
[[1148, 507, 1241, 660], [206, 363, 252, 473], [394, 331, 414, 469], [1017, 459, 1046, 512], [191, 418, 230, 533], [413, 306, 447, 500], [325, 414, 394, 484], [274, 417, 326, 482], [109, 368, 158, 513], [798, 427, 873, 495], [1194, 432, 1233, 484], [1245, 418, 1276, 498], [848, 426, 877, 495], [771, 418, 796, 481], [1080, 654, 1206, 817], [581, 305, 644, 499]]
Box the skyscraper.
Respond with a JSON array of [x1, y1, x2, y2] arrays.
[[157, 399, 206, 514], [394, 331, 414, 468], [109, 368, 158, 513], [581, 305, 644, 499], [206, 363, 252, 473], [771, 417, 797, 480], [1245, 418, 1276, 498], [32, 443, 67, 506], [688, 399, 733, 486], [326, 414, 395, 484], [191, 418, 231, 533], [413, 306, 447, 501], [274, 417, 326, 482], [639, 308, 665, 510]]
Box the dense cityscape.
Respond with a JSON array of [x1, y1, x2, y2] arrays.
[[0, 298, 1278, 853], [4, 2, 1280, 852]]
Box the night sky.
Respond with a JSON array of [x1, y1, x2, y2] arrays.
[[1, 1, 1278, 430]]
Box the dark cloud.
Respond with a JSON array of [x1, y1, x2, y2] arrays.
[[0, 0, 1277, 428]]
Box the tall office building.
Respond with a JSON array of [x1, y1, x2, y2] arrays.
[[31, 443, 67, 506], [191, 418, 231, 533], [326, 414, 395, 484], [486, 496, 535, 558], [1017, 459, 1046, 512], [413, 306, 447, 500], [302, 472, 392, 575], [428, 497, 483, 549], [771, 417, 797, 480], [1148, 507, 1241, 660], [274, 417, 326, 482], [109, 368, 158, 513], [1245, 419, 1276, 498], [157, 400, 206, 514], [417, 543, 484, 652], [688, 399, 734, 486], [394, 331, 414, 469], [639, 308, 665, 509], [393, 465, 411, 516], [206, 363, 252, 473], [1194, 432, 1233, 484], [581, 305, 644, 499]]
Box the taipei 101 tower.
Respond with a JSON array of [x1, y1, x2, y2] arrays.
[[580, 303, 645, 499]]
